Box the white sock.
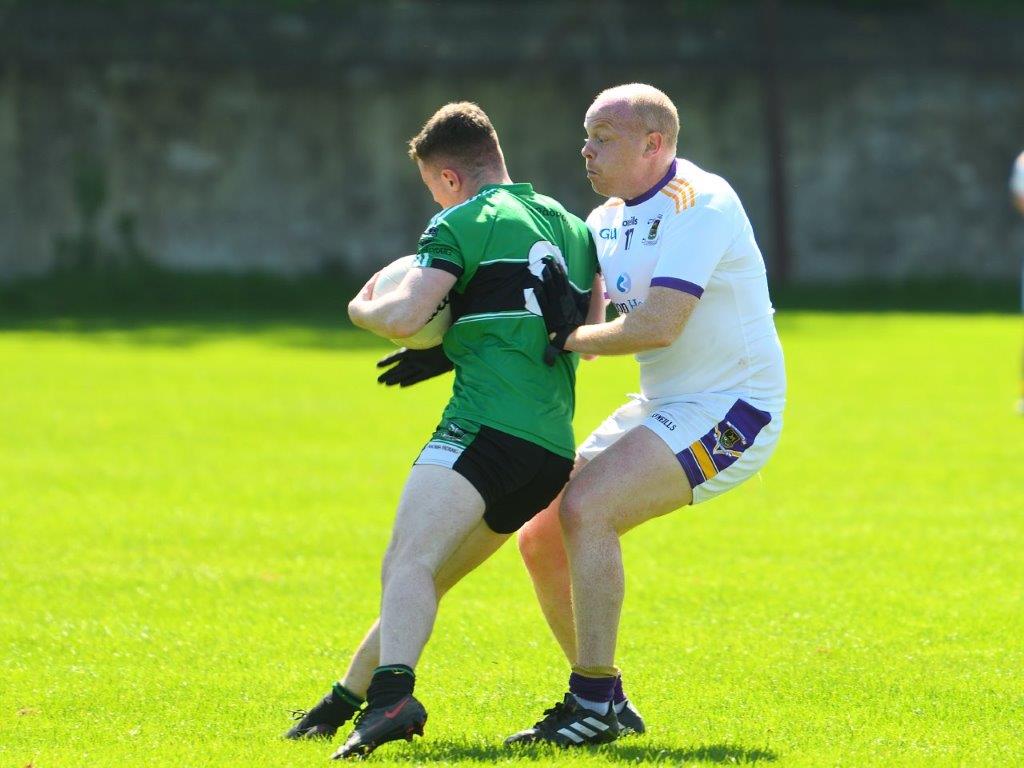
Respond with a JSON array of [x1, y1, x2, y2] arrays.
[[614, 699, 628, 714], [572, 694, 610, 715]]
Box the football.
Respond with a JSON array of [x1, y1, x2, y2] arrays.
[[371, 255, 453, 349]]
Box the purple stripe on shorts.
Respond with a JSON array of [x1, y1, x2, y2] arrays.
[[676, 400, 773, 488], [676, 447, 707, 488], [650, 277, 704, 298], [700, 431, 738, 474], [721, 400, 772, 442], [704, 400, 773, 474]]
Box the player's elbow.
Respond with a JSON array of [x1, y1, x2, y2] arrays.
[[642, 324, 680, 350], [347, 300, 367, 329], [385, 296, 441, 338]]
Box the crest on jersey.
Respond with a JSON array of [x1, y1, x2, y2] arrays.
[[644, 215, 663, 245], [712, 421, 746, 458]]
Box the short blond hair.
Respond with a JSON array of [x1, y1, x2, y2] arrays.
[[594, 83, 679, 152]]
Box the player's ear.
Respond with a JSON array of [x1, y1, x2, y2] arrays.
[[645, 132, 664, 157], [440, 167, 462, 192]]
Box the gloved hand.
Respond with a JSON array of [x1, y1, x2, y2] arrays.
[[376, 345, 454, 387], [535, 256, 588, 366]]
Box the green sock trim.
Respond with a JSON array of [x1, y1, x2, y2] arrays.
[[372, 664, 415, 678], [332, 682, 364, 707]]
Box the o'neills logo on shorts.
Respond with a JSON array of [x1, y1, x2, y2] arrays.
[[651, 411, 677, 431]]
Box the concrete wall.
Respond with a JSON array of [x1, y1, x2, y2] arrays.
[[1, 1, 1023, 283]]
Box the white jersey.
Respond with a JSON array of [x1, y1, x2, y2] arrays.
[[586, 158, 786, 411], [1012, 152, 1024, 197]]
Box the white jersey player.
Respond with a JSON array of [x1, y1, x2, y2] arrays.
[[1012, 151, 1024, 214], [1012, 152, 1024, 306], [582, 157, 785, 500], [508, 84, 786, 747], [1011, 151, 1024, 414]]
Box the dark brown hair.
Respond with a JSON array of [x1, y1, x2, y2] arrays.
[[408, 102, 502, 175]]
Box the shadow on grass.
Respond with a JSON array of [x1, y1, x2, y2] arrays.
[[404, 739, 777, 764]]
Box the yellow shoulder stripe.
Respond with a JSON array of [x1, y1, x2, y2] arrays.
[[660, 178, 696, 214]]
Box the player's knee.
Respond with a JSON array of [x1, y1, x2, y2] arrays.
[[559, 482, 615, 538], [558, 484, 590, 535], [517, 524, 565, 573]]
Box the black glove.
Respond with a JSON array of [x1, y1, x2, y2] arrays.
[[535, 256, 589, 366], [376, 345, 454, 387]]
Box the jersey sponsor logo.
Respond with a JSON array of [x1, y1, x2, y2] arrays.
[[599, 228, 618, 240], [622, 216, 638, 227], [615, 272, 632, 292], [420, 242, 460, 261], [613, 297, 643, 314], [644, 215, 663, 245]]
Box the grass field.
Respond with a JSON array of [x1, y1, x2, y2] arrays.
[[1, 312, 1022, 767]]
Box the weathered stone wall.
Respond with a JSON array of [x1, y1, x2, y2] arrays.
[[1, 2, 1022, 283]]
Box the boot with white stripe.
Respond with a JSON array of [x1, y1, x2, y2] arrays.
[[504, 693, 619, 747]]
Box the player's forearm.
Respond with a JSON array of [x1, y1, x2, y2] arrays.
[[564, 312, 674, 355], [1014, 194, 1024, 216], [348, 294, 424, 339]]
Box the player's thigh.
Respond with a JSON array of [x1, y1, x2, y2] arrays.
[[434, 520, 508, 597], [385, 464, 487, 576], [564, 424, 692, 535]]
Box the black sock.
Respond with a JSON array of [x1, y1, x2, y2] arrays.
[[330, 682, 364, 718], [366, 664, 415, 709]]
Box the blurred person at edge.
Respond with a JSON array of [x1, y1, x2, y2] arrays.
[[1012, 151, 1024, 414]]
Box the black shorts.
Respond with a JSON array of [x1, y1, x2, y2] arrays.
[[414, 418, 573, 534]]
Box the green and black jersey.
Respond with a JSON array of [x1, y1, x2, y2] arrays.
[[413, 183, 598, 459]]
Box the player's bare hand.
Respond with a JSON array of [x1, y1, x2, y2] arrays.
[[359, 270, 381, 301]]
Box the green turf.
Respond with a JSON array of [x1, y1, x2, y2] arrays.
[[1, 312, 1022, 767]]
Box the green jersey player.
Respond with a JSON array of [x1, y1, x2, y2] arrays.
[[284, 102, 599, 759]]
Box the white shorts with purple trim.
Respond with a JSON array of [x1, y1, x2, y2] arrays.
[[576, 392, 783, 504]]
